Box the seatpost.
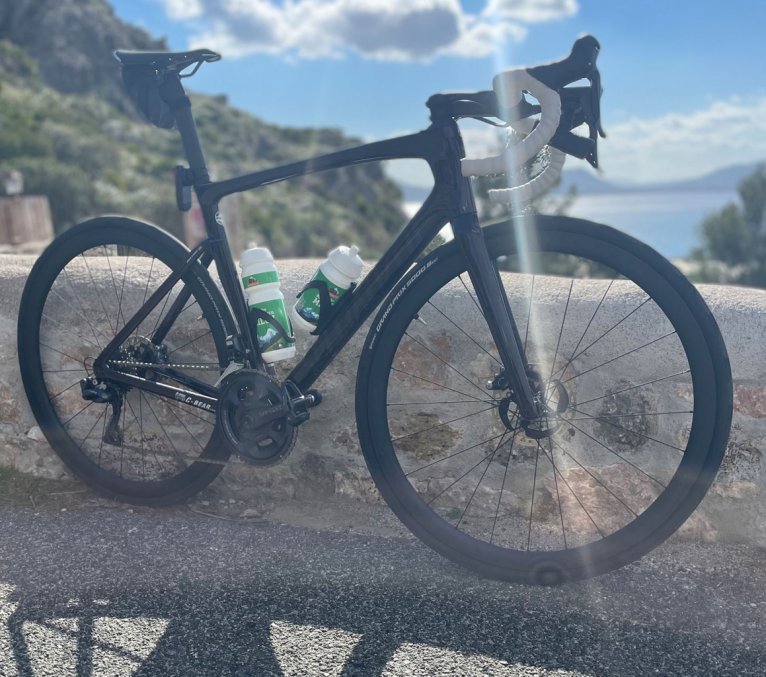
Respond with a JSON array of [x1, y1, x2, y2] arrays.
[[159, 73, 210, 185]]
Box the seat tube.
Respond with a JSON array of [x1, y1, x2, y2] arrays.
[[452, 212, 539, 419]]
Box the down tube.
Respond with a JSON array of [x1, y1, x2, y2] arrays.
[[287, 196, 452, 392]]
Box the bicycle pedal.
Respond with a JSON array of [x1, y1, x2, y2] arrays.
[[285, 387, 321, 426]]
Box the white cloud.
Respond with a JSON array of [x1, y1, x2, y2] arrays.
[[599, 97, 766, 183], [484, 0, 578, 22], [162, 0, 204, 20], [159, 0, 577, 62]]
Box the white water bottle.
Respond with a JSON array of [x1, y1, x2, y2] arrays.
[[292, 245, 364, 332], [240, 246, 296, 363]]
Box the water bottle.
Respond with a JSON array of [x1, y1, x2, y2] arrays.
[[292, 245, 364, 332], [240, 246, 296, 363]]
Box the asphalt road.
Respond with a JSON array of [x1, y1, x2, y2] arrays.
[[0, 506, 764, 676]]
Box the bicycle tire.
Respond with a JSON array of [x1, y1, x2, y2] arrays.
[[356, 215, 732, 584], [18, 217, 234, 506]]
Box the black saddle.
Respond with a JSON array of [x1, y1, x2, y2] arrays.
[[113, 48, 221, 72]]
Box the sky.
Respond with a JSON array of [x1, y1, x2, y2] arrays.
[[111, 0, 766, 188]]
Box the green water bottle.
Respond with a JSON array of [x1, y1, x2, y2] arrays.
[[292, 245, 363, 332], [240, 246, 296, 363]]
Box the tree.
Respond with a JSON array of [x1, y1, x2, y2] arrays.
[[692, 164, 766, 287]]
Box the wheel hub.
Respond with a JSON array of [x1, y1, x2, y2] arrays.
[[494, 367, 570, 439]]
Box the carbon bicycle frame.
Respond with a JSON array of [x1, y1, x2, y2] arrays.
[[95, 87, 540, 420]]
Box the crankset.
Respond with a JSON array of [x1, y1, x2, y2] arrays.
[[216, 370, 320, 465]]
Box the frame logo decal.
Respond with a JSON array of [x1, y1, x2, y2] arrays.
[[174, 391, 215, 412]]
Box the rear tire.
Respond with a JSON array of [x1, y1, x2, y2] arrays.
[[18, 217, 234, 506]]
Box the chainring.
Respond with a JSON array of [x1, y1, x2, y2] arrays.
[[217, 370, 296, 465]]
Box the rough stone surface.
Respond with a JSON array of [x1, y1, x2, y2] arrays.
[[2, 255, 766, 546]]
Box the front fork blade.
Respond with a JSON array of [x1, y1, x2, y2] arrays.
[[453, 215, 539, 419]]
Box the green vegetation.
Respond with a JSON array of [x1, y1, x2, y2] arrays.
[[692, 164, 766, 287], [0, 36, 405, 256]]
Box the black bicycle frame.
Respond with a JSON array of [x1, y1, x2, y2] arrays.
[[98, 76, 540, 420]]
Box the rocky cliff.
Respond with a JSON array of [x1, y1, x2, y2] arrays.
[[0, 0, 405, 256]]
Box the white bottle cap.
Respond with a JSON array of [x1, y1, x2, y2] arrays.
[[327, 245, 364, 280], [240, 246, 274, 268]]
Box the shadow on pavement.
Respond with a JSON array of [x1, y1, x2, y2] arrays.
[[1, 508, 764, 675]]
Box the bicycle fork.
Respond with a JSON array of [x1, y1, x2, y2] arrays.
[[452, 213, 540, 421]]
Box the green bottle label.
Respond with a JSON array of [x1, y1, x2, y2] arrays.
[[295, 269, 346, 326], [242, 270, 279, 289], [250, 298, 295, 353]]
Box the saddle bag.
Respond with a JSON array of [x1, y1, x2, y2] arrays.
[[121, 65, 176, 129]]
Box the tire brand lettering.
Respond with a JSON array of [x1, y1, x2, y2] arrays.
[[369, 258, 438, 349]]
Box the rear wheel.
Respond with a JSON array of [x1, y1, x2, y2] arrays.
[[356, 215, 732, 583], [18, 217, 233, 505]]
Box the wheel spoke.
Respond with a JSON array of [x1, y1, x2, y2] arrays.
[[455, 431, 509, 529], [403, 331, 495, 401], [490, 420, 520, 545], [565, 404, 686, 453], [554, 295, 651, 379], [425, 300, 500, 367], [553, 279, 612, 379], [563, 417, 668, 487], [548, 436, 639, 518], [390, 367, 495, 404], [405, 432, 506, 476], [548, 279, 573, 381], [561, 331, 677, 384], [541, 439, 607, 539], [391, 406, 496, 442], [575, 369, 691, 407]]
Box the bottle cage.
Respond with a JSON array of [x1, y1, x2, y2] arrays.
[[297, 280, 358, 336]]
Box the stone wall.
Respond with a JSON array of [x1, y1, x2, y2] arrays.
[[2, 255, 766, 545]]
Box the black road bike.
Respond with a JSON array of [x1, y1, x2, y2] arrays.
[[18, 37, 733, 584]]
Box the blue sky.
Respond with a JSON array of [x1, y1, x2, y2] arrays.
[[112, 0, 766, 187]]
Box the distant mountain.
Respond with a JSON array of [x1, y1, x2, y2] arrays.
[[554, 169, 623, 195], [396, 161, 762, 204], [556, 162, 762, 195], [642, 163, 760, 192]]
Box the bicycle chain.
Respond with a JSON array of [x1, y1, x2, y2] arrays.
[[107, 360, 220, 371]]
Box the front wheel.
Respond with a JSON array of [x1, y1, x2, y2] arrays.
[[356, 215, 732, 584]]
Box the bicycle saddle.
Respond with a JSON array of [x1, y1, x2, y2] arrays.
[[113, 48, 221, 71]]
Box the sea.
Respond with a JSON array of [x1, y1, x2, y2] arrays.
[[404, 189, 738, 259]]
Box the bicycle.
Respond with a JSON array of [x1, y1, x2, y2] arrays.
[[18, 36, 733, 584]]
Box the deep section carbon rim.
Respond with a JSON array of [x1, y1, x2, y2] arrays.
[[20, 220, 230, 501], [359, 219, 728, 581]]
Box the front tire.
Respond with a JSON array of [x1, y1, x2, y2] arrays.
[[356, 215, 732, 583]]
